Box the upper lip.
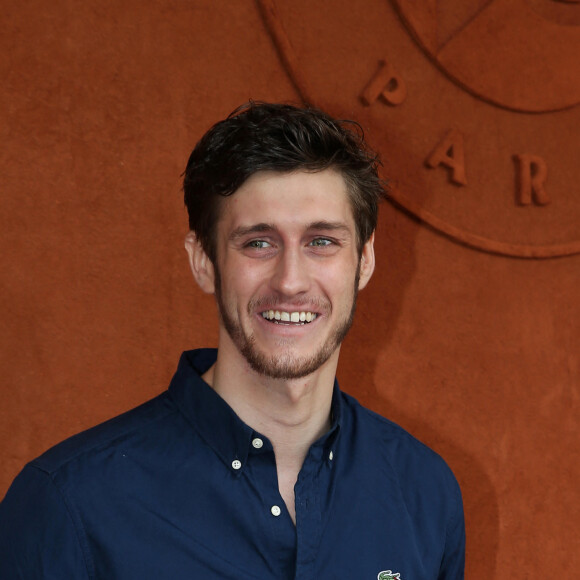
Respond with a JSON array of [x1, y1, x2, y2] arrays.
[[250, 297, 329, 317], [259, 305, 318, 312], [257, 305, 321, 316]]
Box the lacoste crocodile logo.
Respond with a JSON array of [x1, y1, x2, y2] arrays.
[[377, 571, 401, 580]]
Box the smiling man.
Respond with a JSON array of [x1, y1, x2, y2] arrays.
[[0, 103, 465, 579]]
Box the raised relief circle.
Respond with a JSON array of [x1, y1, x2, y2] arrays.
[[392, 0, 580, 113], [259, 0, 580, 258]]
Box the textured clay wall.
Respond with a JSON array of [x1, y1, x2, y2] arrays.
[[1, 1, 579, 577]]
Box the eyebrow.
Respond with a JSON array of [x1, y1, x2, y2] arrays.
[[307, 221, 352, 235], [228, 221, 352, 242], [229, 223, 276, 242]]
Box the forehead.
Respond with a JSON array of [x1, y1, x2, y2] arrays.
[[218, 169, 355, 231]]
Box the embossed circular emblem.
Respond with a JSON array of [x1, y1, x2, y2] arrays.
[[259, 0, 580, 258], [393, 0, 580, 112]]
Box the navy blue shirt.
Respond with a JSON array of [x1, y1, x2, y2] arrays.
[[0, 349, 465, 579]]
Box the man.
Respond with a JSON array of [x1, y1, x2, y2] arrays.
[[0, 102, 465, 578]]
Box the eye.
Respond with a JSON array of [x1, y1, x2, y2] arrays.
[[309, 238, 333, 247], [246, 239, 271, 249]]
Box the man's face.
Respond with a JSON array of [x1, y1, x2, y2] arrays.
[[199, 169, 374, 380]]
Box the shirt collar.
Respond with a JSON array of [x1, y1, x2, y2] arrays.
[[168, 349, 343, 472]]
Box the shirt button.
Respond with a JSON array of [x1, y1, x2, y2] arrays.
[[232, 460, 242, 470], [329, 451, 334, 461], [271, 505, 281, 517], [252, 438, 263, 449]]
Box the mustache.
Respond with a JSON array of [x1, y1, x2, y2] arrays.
[[247, 296, 331, 315]]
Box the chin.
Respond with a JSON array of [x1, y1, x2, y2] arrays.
[[240, 342, 337, 380]]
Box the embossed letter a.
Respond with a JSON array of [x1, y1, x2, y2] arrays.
[[426, 129, 467, 186]]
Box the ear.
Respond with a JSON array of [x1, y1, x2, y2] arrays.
[[184, 231, 216, 294], [357, 232, 375, 291]]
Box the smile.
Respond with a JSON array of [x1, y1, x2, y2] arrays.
[[261, 310, 318, 324]]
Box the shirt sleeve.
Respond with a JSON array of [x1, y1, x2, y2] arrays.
[[0, 463, 91, 580], [438, 476, 466, 580]]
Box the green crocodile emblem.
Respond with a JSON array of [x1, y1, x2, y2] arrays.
[[377, 572, 401, 580]]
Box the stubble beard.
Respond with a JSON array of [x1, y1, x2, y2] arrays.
[[214, 267, 360, 380]]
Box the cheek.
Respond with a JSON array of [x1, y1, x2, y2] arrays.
[[219, 267, 266, 304], [319, 269, 358, 303]]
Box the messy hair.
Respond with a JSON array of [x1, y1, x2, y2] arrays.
[[183, 101, 387, 262]]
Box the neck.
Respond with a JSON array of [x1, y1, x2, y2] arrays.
[[203, 339, 338, 524], [203, 339, 338, 462]]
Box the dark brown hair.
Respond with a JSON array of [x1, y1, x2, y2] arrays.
[[183, 101, 387, 262]]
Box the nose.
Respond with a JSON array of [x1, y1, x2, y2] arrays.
[[270, 246, 311, 297]]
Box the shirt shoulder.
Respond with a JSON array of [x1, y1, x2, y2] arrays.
[[0, 394, 178, 579], [30, 391, 177, 476], [340, 391, 463, 507]]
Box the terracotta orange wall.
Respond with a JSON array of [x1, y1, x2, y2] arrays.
[[1, 1, 579, 577]]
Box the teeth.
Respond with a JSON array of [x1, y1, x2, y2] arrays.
[[261, 310, 318, 324]]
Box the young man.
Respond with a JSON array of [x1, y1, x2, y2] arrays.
[[0, 103, 465, 579]]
